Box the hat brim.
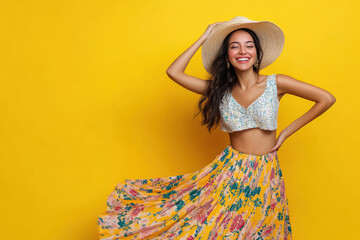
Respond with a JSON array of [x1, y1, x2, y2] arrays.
[[201, 17, 285, 74]]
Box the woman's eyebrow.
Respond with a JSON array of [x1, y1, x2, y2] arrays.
[[229, 41, 254, 45]]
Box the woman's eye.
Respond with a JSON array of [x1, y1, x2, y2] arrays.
[[230, 46, 253, 49]]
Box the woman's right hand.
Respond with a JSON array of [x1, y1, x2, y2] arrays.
[[201, 21, 227, 41], [166, 21, 227, 95]]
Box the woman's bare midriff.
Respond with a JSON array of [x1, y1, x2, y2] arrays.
[[229, 128, 277, 155]]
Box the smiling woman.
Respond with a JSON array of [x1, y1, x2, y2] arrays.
[[227, 32, 260, 71], [98, 16, 335, 239]]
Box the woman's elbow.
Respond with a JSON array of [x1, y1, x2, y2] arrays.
[[324, 92, 336, 106], [166, 69, 175, 80], [329, 93, 336, 104]]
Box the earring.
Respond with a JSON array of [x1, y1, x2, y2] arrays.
[[254, 59, 259, 68], [226, 60, 230, 69]]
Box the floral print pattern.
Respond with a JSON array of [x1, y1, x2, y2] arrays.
[[98, 145, 292, 239]]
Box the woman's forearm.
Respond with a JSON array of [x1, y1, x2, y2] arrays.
[[166, 35, 207, 77], [283, 98, 336, 139]]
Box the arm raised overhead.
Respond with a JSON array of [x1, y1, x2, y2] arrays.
[[166, 22, 225, 95]]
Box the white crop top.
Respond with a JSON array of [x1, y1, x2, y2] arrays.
[[219, 74, 279, 133]]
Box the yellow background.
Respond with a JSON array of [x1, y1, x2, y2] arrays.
[[1, 0, 359, 239]]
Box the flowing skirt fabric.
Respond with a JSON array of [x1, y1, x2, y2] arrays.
[[98, 145, 292, 239]]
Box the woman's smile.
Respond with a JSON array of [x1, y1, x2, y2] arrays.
[[236, 57, 250, 63]]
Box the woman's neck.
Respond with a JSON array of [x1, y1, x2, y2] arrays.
[[234, 69, 260, 90]]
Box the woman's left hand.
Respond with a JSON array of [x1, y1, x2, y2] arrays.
[[269, 130, 288, 153]]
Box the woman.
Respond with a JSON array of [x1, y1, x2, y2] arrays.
[[98, 17, 335, 239]]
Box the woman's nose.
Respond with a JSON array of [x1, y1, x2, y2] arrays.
[[239, 46, 246, 54]]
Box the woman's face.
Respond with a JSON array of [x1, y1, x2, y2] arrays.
[[227, 30, 257, 72]]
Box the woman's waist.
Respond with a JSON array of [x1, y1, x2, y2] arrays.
[[229, 129, 276, 155]]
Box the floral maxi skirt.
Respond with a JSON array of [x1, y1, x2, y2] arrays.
[[98, 145, 292, 239]]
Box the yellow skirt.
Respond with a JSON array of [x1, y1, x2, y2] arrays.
[[98, 145, 292, 239]]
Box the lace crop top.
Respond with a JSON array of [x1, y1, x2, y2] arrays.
[[219, 74, 279, 133]]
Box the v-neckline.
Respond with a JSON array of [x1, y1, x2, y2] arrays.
[[229, 75, 270, 110]]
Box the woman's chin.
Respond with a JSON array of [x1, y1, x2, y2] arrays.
[[233, 66, 254, 72]]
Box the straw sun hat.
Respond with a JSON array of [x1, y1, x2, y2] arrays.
[[201, 16, 285, 74]]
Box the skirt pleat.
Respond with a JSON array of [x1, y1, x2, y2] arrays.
[[98, 145, 292, 239]]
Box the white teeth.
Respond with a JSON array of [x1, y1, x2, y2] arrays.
[[237, 58, 249, 61]]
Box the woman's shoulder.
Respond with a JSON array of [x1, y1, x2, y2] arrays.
[[273, 73, 298, 85], [273, 73, 309, 96]]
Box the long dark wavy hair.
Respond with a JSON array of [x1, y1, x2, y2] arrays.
[[194, 28, 264, 133]]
